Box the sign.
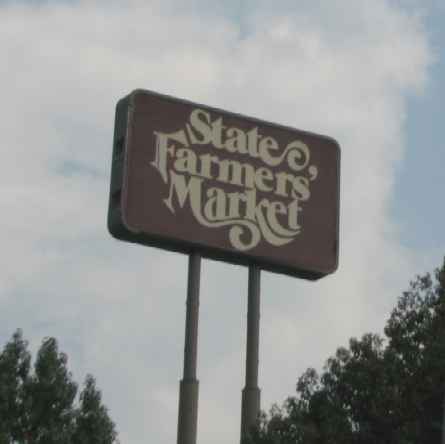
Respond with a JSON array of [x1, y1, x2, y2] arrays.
[[108, 89, 340, 279]]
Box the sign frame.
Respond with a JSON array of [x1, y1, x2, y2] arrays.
[[108, 89, 340, 280]]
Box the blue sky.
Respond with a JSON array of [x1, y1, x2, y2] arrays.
[[394, 2, 444, 251], [0, 1, 444, 444]]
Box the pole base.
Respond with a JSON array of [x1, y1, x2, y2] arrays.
[[240, 386, 261, 442], [177, 379, 199, 444]]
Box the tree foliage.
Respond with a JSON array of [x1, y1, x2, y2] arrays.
[[0, 332, 118, 444], [246, 258, 445, 444]]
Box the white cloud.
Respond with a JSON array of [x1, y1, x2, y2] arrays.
[[0, 1, 433, 443]]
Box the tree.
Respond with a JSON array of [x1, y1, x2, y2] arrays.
[[72, 375, 117, 444], [0, 331, 118, 444], [0, 330, 31, 444], [247, 258, 445, 444]]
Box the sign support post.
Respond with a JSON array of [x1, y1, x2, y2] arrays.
[[177, 253, 201, 444], [240, 265, 261, 442]]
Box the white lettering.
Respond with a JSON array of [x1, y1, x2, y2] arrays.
[[151, 108, 319, 251]]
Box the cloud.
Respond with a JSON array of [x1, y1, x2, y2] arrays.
[[0, 1, 432, 443]]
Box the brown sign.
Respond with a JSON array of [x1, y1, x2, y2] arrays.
[[108, 90, 340, 279]]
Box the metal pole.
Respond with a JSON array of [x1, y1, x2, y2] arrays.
[[177, 253, 201, 444], [240, 265, 261, 442]]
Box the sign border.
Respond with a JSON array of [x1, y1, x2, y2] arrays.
[[108, 89, 340, 280]]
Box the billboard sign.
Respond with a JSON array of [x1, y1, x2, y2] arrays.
[[108, 90, 340, 279]]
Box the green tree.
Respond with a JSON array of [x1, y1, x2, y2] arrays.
[[247, 258, 445, 444], [0, 330, 31, 444], [72, 375, 117, 444], [0, 331, 118, 444]]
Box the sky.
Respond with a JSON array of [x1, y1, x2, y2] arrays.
[[0, 1, 444, 443]]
